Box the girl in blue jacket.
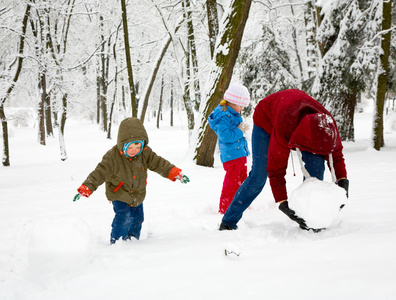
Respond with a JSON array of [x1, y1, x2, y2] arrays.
[[208, 84, 251, 214]]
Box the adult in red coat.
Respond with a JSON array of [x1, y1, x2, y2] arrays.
[[219, 89, 349, 231]]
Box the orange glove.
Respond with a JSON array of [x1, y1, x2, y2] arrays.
[[77, 185, 92, 198]]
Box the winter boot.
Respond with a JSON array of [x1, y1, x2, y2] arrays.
[[219, 222, 237, 231]]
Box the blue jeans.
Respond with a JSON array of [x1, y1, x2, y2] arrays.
[[221, 125, 325, 229], [110, 201, 144, 244]]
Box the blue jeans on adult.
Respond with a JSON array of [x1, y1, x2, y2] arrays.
[[221, 125, 325, 229], [110, 201, 144, 244]]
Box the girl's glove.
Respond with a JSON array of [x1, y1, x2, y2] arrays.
[[175, 173, 190, 184], [238, 122, 250, 133], [77, 185, 92, 198]]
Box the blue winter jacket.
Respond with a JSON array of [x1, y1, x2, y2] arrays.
[[208, 105, 250, 163]]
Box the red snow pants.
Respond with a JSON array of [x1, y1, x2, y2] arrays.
[[219, 156, 248, 214]]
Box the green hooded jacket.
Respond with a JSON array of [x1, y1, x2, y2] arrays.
[[82, 117, 180, 207]]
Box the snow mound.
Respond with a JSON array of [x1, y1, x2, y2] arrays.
[[288, 178, 347, 229], [28, 216, 92, 279]]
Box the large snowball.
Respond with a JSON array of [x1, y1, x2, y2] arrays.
[[288, 178, 347, 229]]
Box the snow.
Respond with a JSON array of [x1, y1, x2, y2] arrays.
[[217, 43, 230, 56], [28, 216, 92, 283], [1, 103, 396, 299]]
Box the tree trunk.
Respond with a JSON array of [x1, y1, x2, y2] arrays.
[[373, 0, 392, 150], [157, 76, 164, 129], [51, 90, 58, 128], [334, 93, 357, 141], [182, 31, 195, 132], [38, 72, 46, 145], [43, 0, 75, 161], [122, 85, 126, 110], [314, 3, 324, 58], [194, 0, 252, 167], [30, 8, 54, 138], [43, 12, 53, 137], [59, 93, 68, 161], [121, 0, 138, 117], [183, 56, 195, 132], [170, 79, 174, 127], [304, 0, 319, 79], [206, 0, 219, 59], [290, 4, 304, 86], [0, 3, 31, 166], [184, 0, 201, 111], [100, 76, 108, 132], [107, 81, 117, 139], [96, 65, 101, 124], [107, 25, 121, 140], [45, 86, 53, 137], [98, 15, 108, 132], [0, 107, 10, 166]]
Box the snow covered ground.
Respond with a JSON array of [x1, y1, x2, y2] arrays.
[[1, 101, 396, 300]]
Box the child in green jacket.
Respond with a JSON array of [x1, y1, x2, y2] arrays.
[[75, 117, 189, 244]]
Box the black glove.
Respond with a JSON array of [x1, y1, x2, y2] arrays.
[[279, 201, 323, 233], [337, 178, 349, 210], [279, 201, 308, 230], [337, 179, 349, 198]]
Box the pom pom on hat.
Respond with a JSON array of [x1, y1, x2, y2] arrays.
[[224, 84, 250, 107]]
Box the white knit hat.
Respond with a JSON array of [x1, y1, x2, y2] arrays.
[[224, 84, 250, 107]]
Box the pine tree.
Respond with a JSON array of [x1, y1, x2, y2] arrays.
[[312, 0, 377, 141], [238, 25, 298, 116]]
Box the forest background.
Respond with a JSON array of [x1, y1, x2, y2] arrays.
[[1, 1, 396, 298], [0, 0, 395, 165]]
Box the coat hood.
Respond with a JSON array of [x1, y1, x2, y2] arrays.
[[208, 106, 222, 127], [208, 105, 239, 127], [288, 113, 338, 155], [117, 117, 149, 152]]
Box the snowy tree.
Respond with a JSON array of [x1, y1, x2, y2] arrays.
[[312, 0, 379, 141], [194, 0, 252, 167], [107, 23, 122, 139], [206, 0, 219, 59], [138, 13, 184, 123], [121, 0, 137, 117], [388, 3, 396, 98], [30, 0, 100, 160], [2, 0, 396, 165], [0, 1, 32, 166], [303, 0, 322, 86], [182, 0, 201, 111], [238, 24, 298, 116], [373, 0, 393, 150]]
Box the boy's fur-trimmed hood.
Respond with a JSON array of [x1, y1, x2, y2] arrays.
[[83, 117, 177, 207], [117, 117, 149, 152]]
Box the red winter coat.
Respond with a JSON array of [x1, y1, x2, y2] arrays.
[[253, 89, 347, 202]]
